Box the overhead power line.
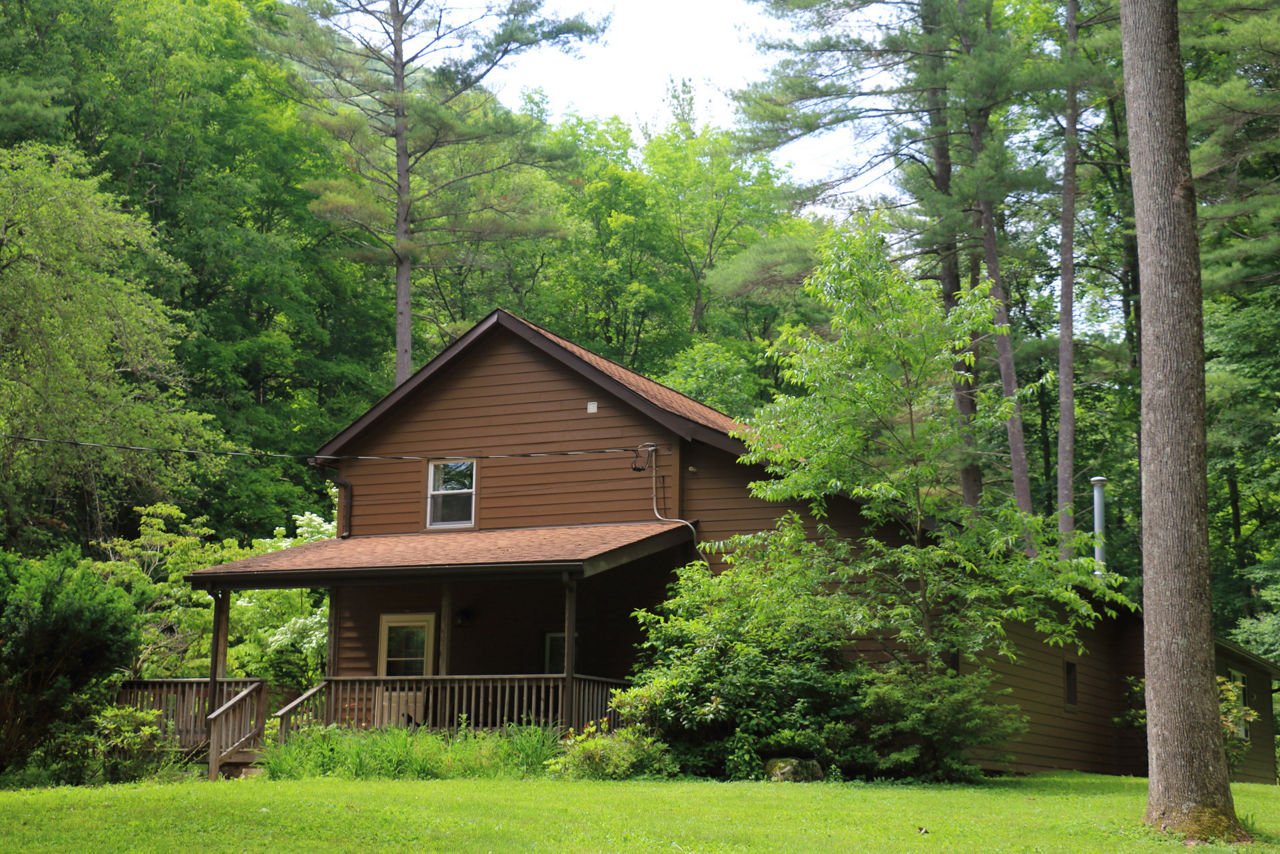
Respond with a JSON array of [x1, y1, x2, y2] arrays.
[[0, 434, 659, 464]]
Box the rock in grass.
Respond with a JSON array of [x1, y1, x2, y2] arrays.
[[764, 758, 823, 782]]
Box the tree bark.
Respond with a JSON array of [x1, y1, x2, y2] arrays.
[[1057, 0, 1079, 553], [1120, 0, 1246, 839], [957, 0, 1033, 515], [922, 0, 982, 508], [392, 0, 413, 386]]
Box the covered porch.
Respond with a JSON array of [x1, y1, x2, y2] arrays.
[[135, 521, 691, 778]]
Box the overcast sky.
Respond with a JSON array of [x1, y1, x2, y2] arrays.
[[485, 0, 875, 197]]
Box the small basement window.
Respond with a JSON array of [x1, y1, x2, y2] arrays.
[[428, 459, 475, 527]]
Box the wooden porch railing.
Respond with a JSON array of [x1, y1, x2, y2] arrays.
[[206, 681, 268, 780], [118, 678, 261, 753], [276, 674, 626, 742]]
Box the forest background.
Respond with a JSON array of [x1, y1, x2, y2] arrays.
[[1, 0, 1279, 673]]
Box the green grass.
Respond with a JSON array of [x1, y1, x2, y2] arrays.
[[1, 772, 1278, 852]]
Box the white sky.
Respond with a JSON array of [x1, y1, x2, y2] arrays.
[[486, 0, 878, 199]]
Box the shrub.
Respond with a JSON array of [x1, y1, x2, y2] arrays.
[[545, 720, 678, 780], [616, 517, 1026, 781], [0, 550, 139, 774], [8, 706, 186, 787]]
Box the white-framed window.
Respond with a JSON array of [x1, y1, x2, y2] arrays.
[[427, 459, 475, 528], [378, 613, 436, 677], [1228, 667, 1250, 741]]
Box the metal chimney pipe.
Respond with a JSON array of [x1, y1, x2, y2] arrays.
[[1090, 476, 1107, 567]]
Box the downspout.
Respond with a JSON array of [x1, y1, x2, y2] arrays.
[[309, 458, 352, 539]]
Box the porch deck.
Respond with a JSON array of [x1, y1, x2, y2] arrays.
[[120, 673, 625, 774]]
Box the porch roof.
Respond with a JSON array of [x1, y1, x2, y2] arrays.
[[186, 521, 692, 590]]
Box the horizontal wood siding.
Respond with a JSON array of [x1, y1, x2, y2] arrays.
[[972, 620, 1143, 776], [681, 442, 867, 567], [340, 330, 678, 535], [332, 584, 442, 677]]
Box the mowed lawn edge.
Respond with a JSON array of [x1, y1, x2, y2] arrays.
[[2, 771, 1279, 853]]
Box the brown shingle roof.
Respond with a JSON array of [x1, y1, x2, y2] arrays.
[[187, 521, 691, 589]]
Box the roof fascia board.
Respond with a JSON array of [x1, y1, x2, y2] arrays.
[[1214, 637, 1280, 678], [189, 560, 585, 591], [581, 526, 693, 577]]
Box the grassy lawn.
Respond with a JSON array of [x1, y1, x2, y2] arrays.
[[2, 772, 1279, 853]]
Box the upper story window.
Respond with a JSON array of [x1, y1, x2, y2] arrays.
[[428, 459, 475, 528]]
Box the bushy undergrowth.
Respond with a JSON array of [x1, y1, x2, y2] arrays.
[[615, 519, 1026, 782], [1, 706, 189, 788], [259, 723, 565, 781], [545, 720, 678, 780]]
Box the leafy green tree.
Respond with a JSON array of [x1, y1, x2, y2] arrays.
[[97, 504, 332, 679], [276, 0, 596, 384], [0, 143, 218, 550], [659, 341, 766, 420], [740, 224, 1121, 664], [0, 0, 398, 539], [740, 0, 1051, 511], [0, 549, 140, 773], [624, 223, 1124, 782]]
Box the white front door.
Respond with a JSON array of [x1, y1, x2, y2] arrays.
[[377, 613, 436, 726]]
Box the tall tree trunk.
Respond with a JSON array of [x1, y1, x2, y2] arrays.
[[1057, 0, 1080, 552], [1120, 0, 1246, 839], [957, 0, 1033, 514], [975, 194, 1033, 514], [923, 0, 982, 508], [392, 0, 413, 386]]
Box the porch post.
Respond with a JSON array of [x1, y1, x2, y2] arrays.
[[563, 573, 577, 729], [207, 588, 230, 781], [438, 582, 452, 676]]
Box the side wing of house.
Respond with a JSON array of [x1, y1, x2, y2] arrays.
[[973, 615, 1278, 784]]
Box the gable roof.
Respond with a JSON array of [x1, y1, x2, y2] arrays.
[[188, 521, 692, 589], [315, 309, 745, 460]]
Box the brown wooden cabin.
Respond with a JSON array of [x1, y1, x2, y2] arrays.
[[127, 309, 1279, 783]]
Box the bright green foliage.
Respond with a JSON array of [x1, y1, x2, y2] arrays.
[[622, 224, 1125, 781], [0, 0, 396, 539], [94, 502, 332, 679], [259, 724, 562, 781], [529, 114, 808, 376], [0, 144, 219, 550], [617, 514, 1023, 781], [97, 503, 331, 680], [659, 340, 767, 419], [28, 706, 185, 787], [742, 225, 1124, 662], [0, 550, 140, 773], [545, 720, 678, 780]]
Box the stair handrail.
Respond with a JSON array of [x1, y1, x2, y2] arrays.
[[207, 681, 264, 721], [206, 679, 266, 780], [274, 679, 330, 743]]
